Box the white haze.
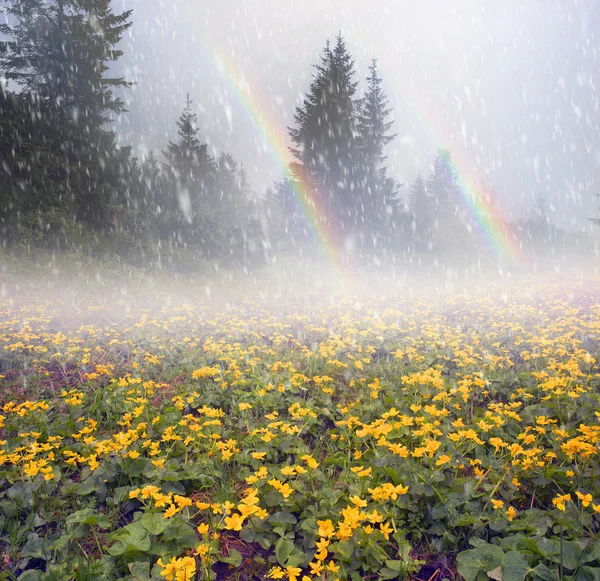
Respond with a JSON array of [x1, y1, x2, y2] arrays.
[[115, 0, 600, 232]]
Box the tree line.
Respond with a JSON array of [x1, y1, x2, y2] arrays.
[[0, 1, 591, 270]]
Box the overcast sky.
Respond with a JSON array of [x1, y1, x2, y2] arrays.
[[114, 0, 600, 230]]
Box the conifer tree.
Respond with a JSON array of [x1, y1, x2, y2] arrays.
[[356, 59, 400, 241], [289, 34, 359, 228], [0, 0, 133, 227], [0, 0, 132, 129], [534, 193, 549, 223], [164, 94, 215, 219], [426, 150, 471, 253], [408, 174, 431, 251], [164, 94, 214, 183]]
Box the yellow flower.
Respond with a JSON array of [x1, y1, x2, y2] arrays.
[[491, 499, 505, 510], [251, 452, 267, 460], [285, 566, 302, 581], [256, 507, 269, 519], [436, 454, 452, 466], [278, 483, 294, 498], [267, 566, 285, 579], [174, 495, 192, 509], [576, 491, 592, 508], [314, 537, 329, 560], [309, 561, 324, 575], [281, 466, 296, 476], [224, 512, 245, 531], [192, 367, 219, 379], [349, 495, 367, 508], [163, 504, 178, 519], [222, 501, 235, 514], [300, 454, 319, 469], [506, 506, 517, 521], [197, 523, 209, 535], [157, 556, 196, 581], [552, 493, 571, 512], [238, 402, 252, 411], [317, 519, 335, 538], [379, 522, 393, 540], [238, 503, 258, 518]]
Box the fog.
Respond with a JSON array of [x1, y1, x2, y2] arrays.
[[117, 0, 600, 229]]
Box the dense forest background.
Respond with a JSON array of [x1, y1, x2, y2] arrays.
[[0, 1, 595, 274]]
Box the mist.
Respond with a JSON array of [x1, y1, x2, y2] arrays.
[[3, 2, 600, 580], [118, 0, 600, 229]]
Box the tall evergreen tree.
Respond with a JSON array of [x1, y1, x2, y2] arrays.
[[164, 94, 213, 182], [589, 194, 600, 226], [356, 59, 400, 240], [163, 94, 215, 217], [0, 0, 132, 128], [409, 174, 431, 251], [0, 0, 133, 227], [426, 149, 476, 254], [289, 34, 359, 229], [426, 150, 460, 244], [534, 193, 549, 223]]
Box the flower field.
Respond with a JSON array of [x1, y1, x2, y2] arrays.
[[2, 278, 600, 581]]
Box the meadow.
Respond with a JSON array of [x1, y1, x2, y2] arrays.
[[1, 274, 600, 581]]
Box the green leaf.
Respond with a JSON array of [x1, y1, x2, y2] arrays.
[[220, 549, 243, 567], [529, 564, 554, 581], [457, 544, 504, 581], [286, 548, 307, 568], [577, 567, 600, 581], [141, 512, 168, 535], [385, 560, 405, 573], [128, 561, 152, 581], [385, 467, 401, 485], [21, 534, 52, 560], [275, 538, 294, 566], [107, 522, 151, 556], [431, 503, 449, 519], [65, 508, 111, 530], [582, 540, 600, 565], [18, 572, 44, 581], [339, 540, 355, 559], [490, 519, 508, 532], [268, 512, 297, 527], [263, 489, 283, 507], [502, 551, 533, 581], [379, 567, 401, 580], [535, 539, 581, 570]]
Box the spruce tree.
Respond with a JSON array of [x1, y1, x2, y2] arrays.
[[164, 94, 215, 216], [408, 174, 431, 251], [534, 193, 549, 223], [356, 59, 400, 241], [215, 152, 238, 205], [426, 150, 471, 254], [289, 34, 359, 229], [0, 0, 133, 228]]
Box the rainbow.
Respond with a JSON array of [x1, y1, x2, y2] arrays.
[[210, 49, 345, 268], [209, 47, 526, 267], [401, 94, 527, 265]]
